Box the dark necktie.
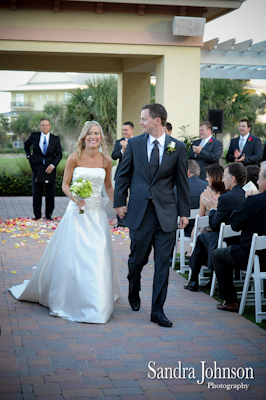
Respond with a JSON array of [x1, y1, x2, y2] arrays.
[[43, 137, 47, 155], [149, 140, 159, 180]]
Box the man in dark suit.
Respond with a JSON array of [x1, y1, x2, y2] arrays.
[[213, 166, 266, 312], [112, 122, 134, 179], [114, 104, 190, 327], [226, 119, 263, 166], [112, 122, 134, 227], [185, 159, 208, 237], [24, 118, 62, 220], [189, 121, 223, 180], [184, 162, 246, 292]]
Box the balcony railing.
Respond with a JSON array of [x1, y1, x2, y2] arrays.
[[11, 102, 34, 108]]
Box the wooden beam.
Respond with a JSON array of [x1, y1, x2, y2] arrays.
[[96, 2, 104, 14], [138, 5, 146, 16], [10, 0, 17, 11], [53, 0, 60, 13]]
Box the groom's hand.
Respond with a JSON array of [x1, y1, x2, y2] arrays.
[[115, 206, 128, 219], [179, 217, 188, 229]]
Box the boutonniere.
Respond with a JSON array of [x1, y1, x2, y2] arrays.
[[208, 138, 213, 144], [167, 141, 176, 153], [248, 137, 253, 142]]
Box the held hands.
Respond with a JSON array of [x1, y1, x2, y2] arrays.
[[201, 186, 218, 210], [192, 145, 202, 154], [115, 206, 128, 219], [45, 164, 55, 174]]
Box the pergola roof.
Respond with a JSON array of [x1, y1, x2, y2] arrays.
[[201, 38, 266, 79]]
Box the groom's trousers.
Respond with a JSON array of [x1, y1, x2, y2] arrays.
[[128, 200, 176, 317]]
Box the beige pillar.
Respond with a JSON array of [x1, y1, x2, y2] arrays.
[[155, 47, 201, 139], [120, 73, 151, 137]]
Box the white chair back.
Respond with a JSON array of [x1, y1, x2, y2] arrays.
[[171, 209, 200, 271], [239, 234, 266, 319]]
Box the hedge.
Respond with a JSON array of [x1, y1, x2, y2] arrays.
[[0, 173, 64, 196]]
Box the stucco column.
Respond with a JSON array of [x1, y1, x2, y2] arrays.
[[118, 72, 150, 137], [156, 47, 201, 139]]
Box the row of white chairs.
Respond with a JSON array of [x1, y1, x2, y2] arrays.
[[171, 211, 266, 323]]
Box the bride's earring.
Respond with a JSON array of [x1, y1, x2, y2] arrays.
[[82, 140, 85, 149]]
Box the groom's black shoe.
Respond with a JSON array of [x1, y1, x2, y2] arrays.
[[128, 296, 140, 311], [151, 314, 173, 327]]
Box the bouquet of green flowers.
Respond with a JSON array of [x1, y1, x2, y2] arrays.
[[70, 178, 93, 214]]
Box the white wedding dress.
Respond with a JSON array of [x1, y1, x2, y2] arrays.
[[9, 167, 121, 324]]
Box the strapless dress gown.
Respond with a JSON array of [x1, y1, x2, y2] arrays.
[[9, 167, 121, 323]]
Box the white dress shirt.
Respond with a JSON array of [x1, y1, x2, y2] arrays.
[[239, 134, 249, 152], [147, 133, 165, 164], [200, 135, 212, 148], [39, 132, 50, 153]]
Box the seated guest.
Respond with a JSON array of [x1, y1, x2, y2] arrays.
[[199, 164, 226, 223], [184, 162, 246, 292], [246, 164, 260, 189], [185, 164, 225, 255], [213, 166, 266, 312], [184, 160, 208, 237]]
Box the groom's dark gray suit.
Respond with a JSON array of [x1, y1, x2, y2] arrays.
[[114, 133, 190, 317]]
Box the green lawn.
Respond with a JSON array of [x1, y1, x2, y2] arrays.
[[0, 156, 24, 173]]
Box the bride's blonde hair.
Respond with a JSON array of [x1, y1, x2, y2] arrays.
[[75, 121, 108, 163]]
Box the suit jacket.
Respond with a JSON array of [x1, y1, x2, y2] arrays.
[[229, 191, 266, 269], [24, 132, 62, 173], [111, 138, 125, 180], [189, 175, 208, 209], [114, 133, 190, 232], [263, 142, 266, 161], [189, 137, 223, 180], [226, 135, 263, 166]]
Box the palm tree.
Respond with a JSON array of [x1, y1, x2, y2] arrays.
[[200, 79, 256, 134], [65, 75, 117, 149]]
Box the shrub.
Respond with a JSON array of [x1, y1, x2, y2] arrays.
[[0, 173, 64, 196]]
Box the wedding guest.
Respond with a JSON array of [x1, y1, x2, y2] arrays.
[[24, 118, 62, 220], [184, 162, 246, 292], [165, 122, 172, 136], [10, 121, 120, 324], [226, 119, 263, 166], [184, 160, 208, 237], [189, 121, 223, 180], [213, 166, 266, 312], [112, 121, 134, 227], [246, 164, 260, 189]]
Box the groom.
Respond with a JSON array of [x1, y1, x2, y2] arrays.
[[114, 103, 190, 327]]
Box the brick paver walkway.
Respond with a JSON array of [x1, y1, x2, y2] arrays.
[[0, 197, 266, 399]]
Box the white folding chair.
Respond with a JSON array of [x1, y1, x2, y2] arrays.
[[171, 208, 199, 273], [187, 215, 210, 283], [239, 234, 266, 323], [210, 223, 242, 297]]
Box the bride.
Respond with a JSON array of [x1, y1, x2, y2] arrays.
[[9, 121, 121, 323]]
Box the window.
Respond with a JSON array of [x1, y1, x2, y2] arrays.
[[15, 93, 24, 106]]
